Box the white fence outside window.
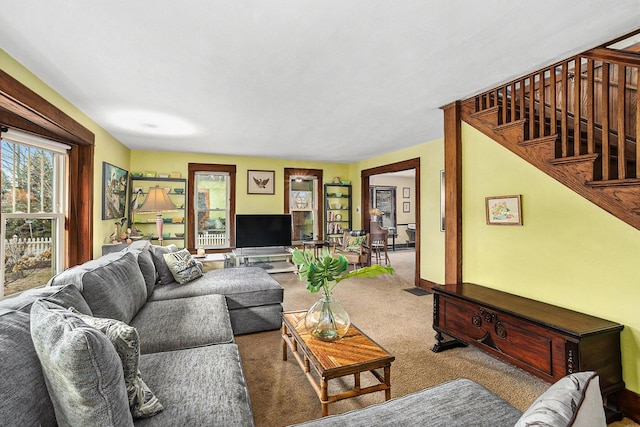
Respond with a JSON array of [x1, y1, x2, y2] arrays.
[[4, 236, 52, 257], [196, 232, 227, 248]]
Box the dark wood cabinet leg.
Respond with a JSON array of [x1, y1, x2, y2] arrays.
[[432, 331, 467, 352]]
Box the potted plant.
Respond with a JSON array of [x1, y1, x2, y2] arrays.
[[292, 248, 393, 341]]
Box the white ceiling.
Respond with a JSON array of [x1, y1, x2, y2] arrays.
[[1, 1, 639, 163]]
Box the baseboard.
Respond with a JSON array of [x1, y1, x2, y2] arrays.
[[618, 388, 640, 423], [419, 278, 440, 292]]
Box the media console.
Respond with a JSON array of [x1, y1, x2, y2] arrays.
[[232, 247, 296, 274], [432, 283, 624, 409]]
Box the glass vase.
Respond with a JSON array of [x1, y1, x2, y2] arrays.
[[305, 291, 350, 342]]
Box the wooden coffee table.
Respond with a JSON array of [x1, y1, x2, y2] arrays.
[[281, 310, 395, 416]]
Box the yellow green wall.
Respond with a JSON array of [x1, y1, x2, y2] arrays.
[[351, 139, 445, 284], [0, 50, 131, 257], [130, 149, 350, 221], [462, 122, 640, 393]]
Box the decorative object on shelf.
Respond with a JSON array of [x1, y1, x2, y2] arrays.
[[144, 171, 156, 177], [291, 248, 393, 342], [131, 172, 143, 178], [169, 172, 181, 179], [138, 186, 177, 245], [247, 170, 275, 194], [485, 195, 522, 225], [173, 188, 184, 194], [102, 162, 128, 220], [333, 176, 341, 184], [341, 180, 351, 185]]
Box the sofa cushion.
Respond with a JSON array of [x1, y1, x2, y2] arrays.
[[290, 378, 521, 427], [125, 240, 157, 297], [149, 244, 178, 285], [30, 300, 133, 426], [0, 308, 56, 426], [0, 284, 91, 315], [149, 267, 284, 310], [163, 248, 203, 284], [134, 344, 254, 426], [514, 371, 605, 427], [131, 294, 234, 353], [70, 308, 164, 419], [48, 251, 147, 323]]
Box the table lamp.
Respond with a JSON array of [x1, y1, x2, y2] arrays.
[[138, 186, 176, 245]]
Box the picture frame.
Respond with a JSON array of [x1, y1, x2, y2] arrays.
[[102, 162, 129, 220], [485, 195, 522, 225], [403, 201, 410, 213], [247, 170, 275, 194], [403, 187, 410, 198]]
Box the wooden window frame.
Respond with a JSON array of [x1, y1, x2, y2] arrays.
[[0, 69, 94, 267], [187, 163, 236, 252]]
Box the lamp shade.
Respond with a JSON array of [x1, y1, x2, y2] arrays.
[[138, 186, 176, 212], [138, 186, 176, 245]]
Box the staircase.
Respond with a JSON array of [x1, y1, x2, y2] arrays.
[[460, 33, 640, 231]]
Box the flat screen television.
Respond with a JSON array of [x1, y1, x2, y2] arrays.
[[235, 214, 292, 249]]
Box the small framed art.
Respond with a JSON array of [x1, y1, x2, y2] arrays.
[[403, 187, 410, 198], [248, 170, 275, 194], [485, 195, 522, 225], [403, 202, 410, 213]]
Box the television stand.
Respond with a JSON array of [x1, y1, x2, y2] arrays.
[[232, 247, 296, 274]]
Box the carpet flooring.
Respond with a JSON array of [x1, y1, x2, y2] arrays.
[[235, 250, 637, 427]]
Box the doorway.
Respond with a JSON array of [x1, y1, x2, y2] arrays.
[[361, 158, 421, 288]]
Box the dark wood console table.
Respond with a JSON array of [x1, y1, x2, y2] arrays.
[[432, 283, 624, 401]]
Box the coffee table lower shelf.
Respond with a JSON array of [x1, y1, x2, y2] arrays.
[[281, 310, 395, 417]]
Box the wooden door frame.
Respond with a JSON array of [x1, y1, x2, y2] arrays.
[[361, 158, 421, 288]]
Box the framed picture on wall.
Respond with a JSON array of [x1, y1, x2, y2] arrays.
[[248, 170, 275, 194], [102, 162, 128, 220], [403, 187, 410, 198], [485, 195, 522, 225], [403, 201, 410, 213]]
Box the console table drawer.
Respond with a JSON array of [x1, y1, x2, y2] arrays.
[[441, 297, 554, 376]]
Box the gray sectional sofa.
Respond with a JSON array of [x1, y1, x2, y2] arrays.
[[0, 240, 284, 426], [0, 238, 610, 427]]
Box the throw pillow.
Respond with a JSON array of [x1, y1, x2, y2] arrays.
[[150, 244, 179, 284], [30, 300, 133, 427], [69, 308, 164, 419], [514, 371, 606, 427], [163, 248, 204, 284], [346, 236, 366, 253]]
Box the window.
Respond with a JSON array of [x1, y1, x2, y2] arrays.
[[187, 164, 236, 251], [1, 130, 68, 297]]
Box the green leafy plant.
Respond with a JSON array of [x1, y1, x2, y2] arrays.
[[292, 247, 394, 296]]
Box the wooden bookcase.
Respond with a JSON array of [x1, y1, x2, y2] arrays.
[[324, 183, 352, 245], [129, 176, 187, 248]]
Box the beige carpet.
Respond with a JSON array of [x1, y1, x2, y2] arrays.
[[235, 249, 637, 427]]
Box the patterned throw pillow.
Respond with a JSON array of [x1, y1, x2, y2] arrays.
[[69, 308, 164, 419], [163, 249, 204, 284], [346, 236, 366, 253]]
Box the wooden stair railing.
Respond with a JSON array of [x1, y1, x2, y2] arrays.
[[461, 43, 640, 231]]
